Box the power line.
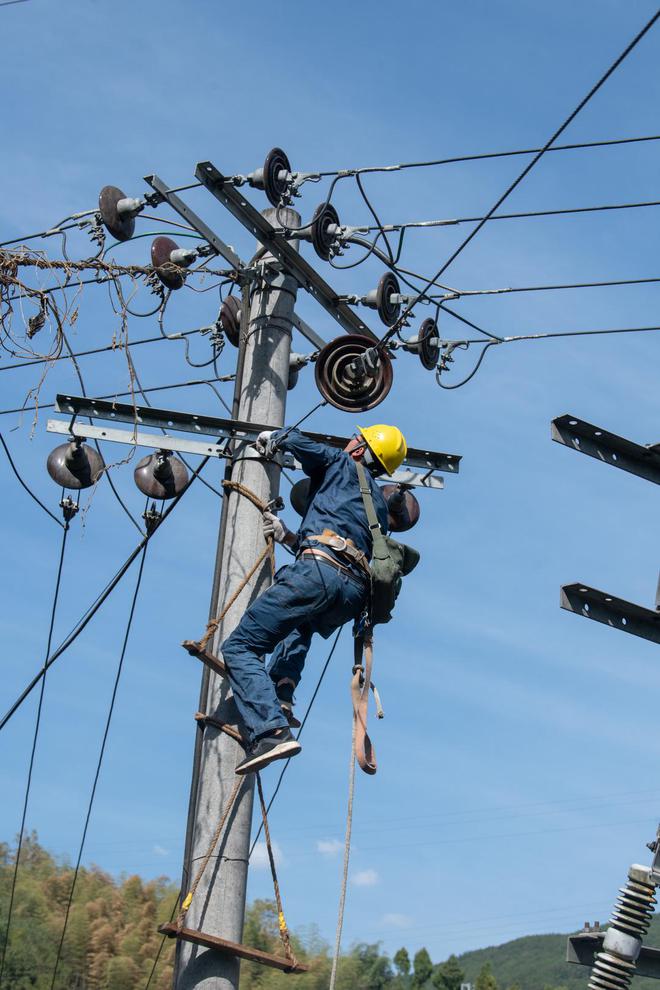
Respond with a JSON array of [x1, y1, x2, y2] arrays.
[[434, 274, 660, 299], [448, 321, 660, 345], [436, 320, 660, 388], [143, 892, 181, 990], [0, 374, 234, 418], [0, 455, 211, 733], [49, 547, 148, 990], [317, 132, 660, 177], [382, 7, 660, 345], [0, 327, 203, 373], [364, 197, 660, 232], [0, 521, 69, 990], [0, 431, 64, 526]]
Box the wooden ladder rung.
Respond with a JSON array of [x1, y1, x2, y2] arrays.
[[194, 712, 245, 746], [182, 640, 226, 677], [159, 923, 309, 974]]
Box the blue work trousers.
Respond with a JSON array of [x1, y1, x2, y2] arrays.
[[221, 557, 367, 743]]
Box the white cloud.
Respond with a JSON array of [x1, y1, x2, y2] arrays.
[[351, 868, 379, 887], [152, 845, 170, 857], [251, 841, 284, 869], [316, 838, 344, 856], [382, 913, 413, 928]]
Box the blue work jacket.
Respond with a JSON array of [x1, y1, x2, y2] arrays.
[[272, 428, 389, 565]]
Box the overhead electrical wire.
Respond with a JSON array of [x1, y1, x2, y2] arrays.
[[0, 455, 211, 733], [380, 7, 660, 346], [433, 274, 660, 299], [0, 431, 65, 526], [361, 197, 660, 233], [316, 132, 660, 177], [49, 547, 148, 990], [143, 892, 181, 990], [0, 374, 234, 418], [0, 326, 204, 373], [0, 375, 235, 418], [0, 521, 70, 990], [0, 214, 96, 248], [436, 320, 660, 389]]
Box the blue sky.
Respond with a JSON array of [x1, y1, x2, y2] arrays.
[[2, 0, 660, 970]]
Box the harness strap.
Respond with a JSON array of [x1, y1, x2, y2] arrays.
[[305, 529, 370, 575], [351, 633, 377, 775], [355, 461, 383, 534]]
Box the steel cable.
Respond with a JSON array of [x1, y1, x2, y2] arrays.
[[0, 431, 64, 526], [0, 521, 70, 989], [49, 546, 148, 989], [0, 455, 211, 733], [380, 8, 660, 346]]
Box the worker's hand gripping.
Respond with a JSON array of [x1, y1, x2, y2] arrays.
[[263, 510, 290, 545], [255, 430, 278, 459]]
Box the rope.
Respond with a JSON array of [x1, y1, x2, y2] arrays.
[[249, 625, 344, 856], [329, 704, 358, 990], [197, 481, 276, 652], [329, 632, 380, 988], [255, 773, 298, 967], [176, 776, 245, 928]]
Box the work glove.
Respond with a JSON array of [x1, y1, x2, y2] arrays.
[[263, 510, 290, 544], [255, 430, 277, 458]]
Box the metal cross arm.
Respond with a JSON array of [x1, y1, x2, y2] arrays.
[[48, 394, 459, 488], [568, 932, 660, 981], [144, 173, 245, 273], [194, 160, 378, 341], [552, 414, 660, 485], [143, 174, 327, 350], [560, 582, 660, 646]]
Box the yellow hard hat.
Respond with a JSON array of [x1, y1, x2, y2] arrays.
[[357, 424, 407, 475]]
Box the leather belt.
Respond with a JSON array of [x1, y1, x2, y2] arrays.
[[299, 549, 366, 586]]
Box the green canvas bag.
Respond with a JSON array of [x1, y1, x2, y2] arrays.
[[356, 461, 420, 624]]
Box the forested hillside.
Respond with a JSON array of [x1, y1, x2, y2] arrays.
[[1, 835, 658, 989]]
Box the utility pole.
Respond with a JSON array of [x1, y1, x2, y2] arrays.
[[173, 207, 301, 990]]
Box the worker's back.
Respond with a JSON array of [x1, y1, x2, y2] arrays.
[[273, 428, 389, 559]]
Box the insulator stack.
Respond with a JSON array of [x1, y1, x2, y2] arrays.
[[587, 865, 656, 990]]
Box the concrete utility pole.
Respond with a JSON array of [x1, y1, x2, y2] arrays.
[[174, 207, 301, 990]]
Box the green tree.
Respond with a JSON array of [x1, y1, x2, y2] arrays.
[[412, 947, 433, 988], [475, 962, 498, 990], [394, 947, 411, 977], [433, 954, 465, 990], [106, 954, 141, 990]]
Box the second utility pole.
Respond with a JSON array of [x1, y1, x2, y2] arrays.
[[174, 208, 301, 990]]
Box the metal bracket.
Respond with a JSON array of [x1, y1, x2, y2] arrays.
[[560, 583, 660, 645], [47, 419, 231, 460], [567, 932, 660, 980], [194, 161, 377, 341], [290, 312, 326, 350], [552, 414, 660, 485], [52, 395, 460, 474], [48, 395, 460, 489], [144, 173, 245, 272]]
